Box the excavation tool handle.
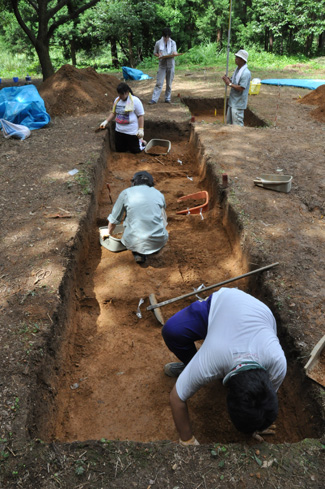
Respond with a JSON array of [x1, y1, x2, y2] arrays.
[[147, 263, 279, 311]]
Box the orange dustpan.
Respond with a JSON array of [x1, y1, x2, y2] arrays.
[[176, 191, 209, 215]]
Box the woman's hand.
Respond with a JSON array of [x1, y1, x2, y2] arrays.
[[137, 128, 144, 139], [100, 120, 108, 129]]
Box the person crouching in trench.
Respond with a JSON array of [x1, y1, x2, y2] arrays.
[[107, 171, 168, 264]]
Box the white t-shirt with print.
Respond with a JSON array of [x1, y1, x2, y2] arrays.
[[176, 288, 287, 401], [114, 95, 145, 135]]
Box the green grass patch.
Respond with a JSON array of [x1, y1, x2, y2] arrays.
[[0, 39, 323, 80]]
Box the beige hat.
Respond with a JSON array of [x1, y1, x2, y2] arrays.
[[235, 49, 248, 62]]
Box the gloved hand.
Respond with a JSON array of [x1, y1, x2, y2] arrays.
[[179, 436, 200, 446], [137, 128, 144, 139], [253, 423, 276, 442], [100, 120, 108, 129]]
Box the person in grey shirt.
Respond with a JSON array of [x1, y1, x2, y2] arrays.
[[149, 27, 177, 104], [222, 49, 252, 126], [107, 171, 168, 264]]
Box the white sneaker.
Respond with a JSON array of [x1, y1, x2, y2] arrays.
[[164, 362, 185, 377]]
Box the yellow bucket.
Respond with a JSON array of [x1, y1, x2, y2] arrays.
[[249, 81, 261, 95]]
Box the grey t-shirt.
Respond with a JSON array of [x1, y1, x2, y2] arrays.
[[108, 185, 168, 254], [154, 39, 177, 69], [176, 288, 287, 401], [228, 65, 252, 109]]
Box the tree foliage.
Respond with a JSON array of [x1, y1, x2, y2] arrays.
[[1, 0, 324, 79], [5, 0, 101, 79]]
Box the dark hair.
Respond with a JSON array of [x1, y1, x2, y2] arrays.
[[131, 171, 154, 187], [162, 27, 172, 38], [117, 82, 134, 96], [226, 369, 278, 434]]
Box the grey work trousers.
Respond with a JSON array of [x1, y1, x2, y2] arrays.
[[151, 65, 175, 102], [226, 106, 244, 126]]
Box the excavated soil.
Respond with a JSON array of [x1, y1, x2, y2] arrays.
[[36, 141, 319, 446], [1, 65, 325, 488]]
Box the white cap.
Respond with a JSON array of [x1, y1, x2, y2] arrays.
[[235, 49, 248, 62]]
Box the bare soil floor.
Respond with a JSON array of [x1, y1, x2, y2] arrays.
[[0, 65, 325, 488]]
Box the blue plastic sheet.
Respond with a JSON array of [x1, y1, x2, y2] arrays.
[[0, 85, 50, 130], [122, 66, 152, 81], [261, 79, 325, 90]]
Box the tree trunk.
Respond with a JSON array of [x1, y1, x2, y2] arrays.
[[128, 31, 134, 67], [305, 34, 313, 56], [35, 40, 55, 80], [70, 39, 77, 66], [318, 32, 324, 54], [110, 38, 119, 68]]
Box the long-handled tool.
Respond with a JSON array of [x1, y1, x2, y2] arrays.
[[147, 262, 279, 325]]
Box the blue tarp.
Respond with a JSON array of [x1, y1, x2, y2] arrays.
[[122, 66, 152, 81], [261, 79, 325, 90], [0, 85, 50, 130]]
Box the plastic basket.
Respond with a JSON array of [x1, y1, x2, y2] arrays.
[[145, 139, 171, 155], [249, 82, 261, 95], [99, 225, 127, 253]]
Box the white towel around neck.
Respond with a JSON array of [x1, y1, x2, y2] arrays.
[[158, 37, 172, 54], [234, 65, 247, 84]]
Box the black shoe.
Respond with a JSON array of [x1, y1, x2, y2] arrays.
[[133, 253, 146, 264], [148, 100, 156, 105], [165, 100, 171, 103]]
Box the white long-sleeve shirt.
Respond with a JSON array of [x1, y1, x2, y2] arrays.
[[108, 185, 168, 255]]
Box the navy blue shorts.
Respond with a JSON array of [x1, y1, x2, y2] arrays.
[[162, 295, 212, 365]]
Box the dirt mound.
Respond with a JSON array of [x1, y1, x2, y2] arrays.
[[298, 84, 325, 106], [310, 104, 325, 122], [38, 64, 121, 116], [298, 84, 325, 122]]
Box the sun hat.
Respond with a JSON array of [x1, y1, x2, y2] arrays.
[[235, 49, 249, 62]]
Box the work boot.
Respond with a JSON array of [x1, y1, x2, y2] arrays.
[[164, 362, 185, 377]]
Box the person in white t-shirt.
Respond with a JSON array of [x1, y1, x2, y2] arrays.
[[161, 287, 287, 445], [148, 27, 177, 104], [100, 83, 145, 153]]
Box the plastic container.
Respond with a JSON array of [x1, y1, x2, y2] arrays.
[[254, 174, 293, 193], [249, 80, 261, 95], [99, 225, 127, 252], [13, 77, 19, 83], [145, 139, 171, 155]]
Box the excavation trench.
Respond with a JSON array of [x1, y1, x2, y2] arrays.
[[182, 97, 268, 127], [32, 119, 321, 445]]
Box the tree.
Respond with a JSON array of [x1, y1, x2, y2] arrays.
[[8, 0, 101, 80], [80, 0, 158, 67]]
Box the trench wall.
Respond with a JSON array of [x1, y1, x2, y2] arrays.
[[29, 121, 323, 441]]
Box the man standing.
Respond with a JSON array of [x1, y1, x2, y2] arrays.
[[107, 171, 168, 264], [149, 27, 177, 105], [222, 49, 251, 126], [161, 287, 286, 445]]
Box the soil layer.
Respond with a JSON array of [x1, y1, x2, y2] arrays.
[[0, 64, 325, 488]]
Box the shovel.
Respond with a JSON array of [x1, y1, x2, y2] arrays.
[[147, 262, 279, 325]]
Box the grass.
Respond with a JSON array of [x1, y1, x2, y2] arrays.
[[0, 39, 324, 80]]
